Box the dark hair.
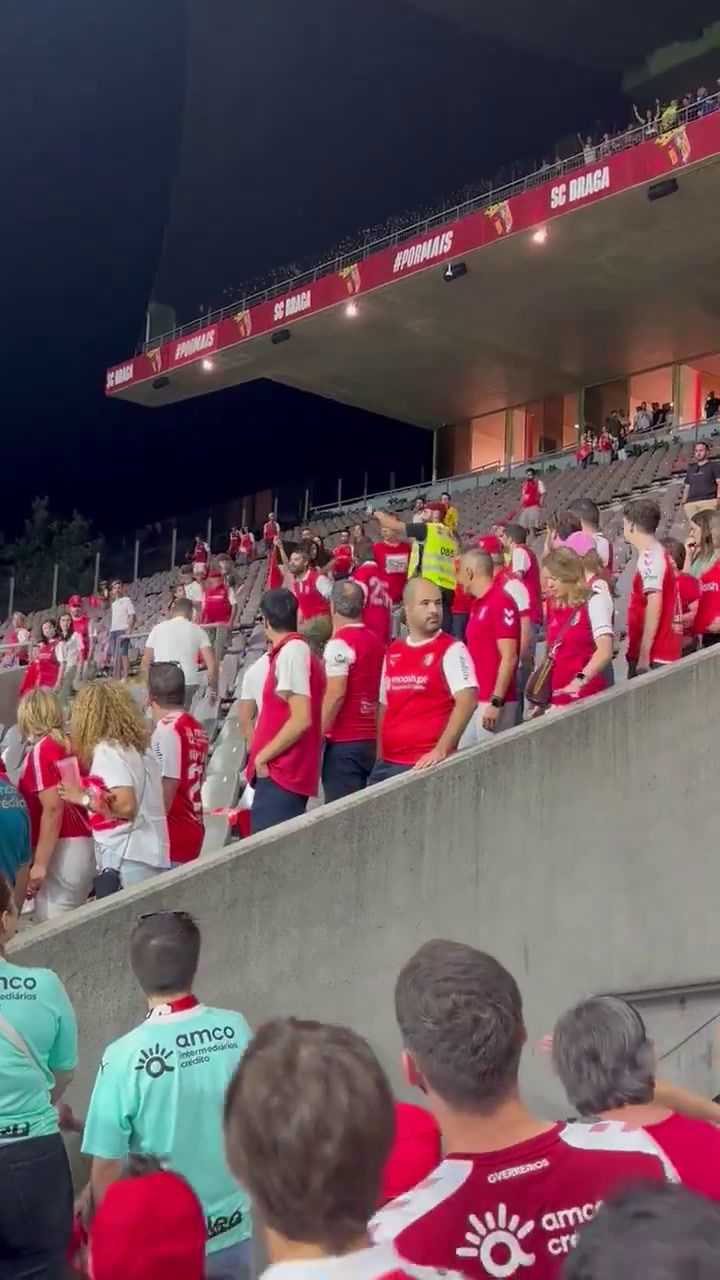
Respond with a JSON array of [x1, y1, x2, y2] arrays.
[[525, 467, 536, 477], [0, 874, 13, 916], [332, 580, 364, 620], [148, 662, 186, 709], [171, 597, 193, 621], [122, 1154, 165, 1179], [224, 1018, 395, 1252], [661, 537, 685, 574], [624, 498, 661, 535], [553, 509, 582, 541], [570, 498, 601, 530], [130, 912, 201, 996], [564, 1183, 720, 1280], [395, 939, 524, 1109], [504, 522, 527, 545], [260, 588, 298, 633]]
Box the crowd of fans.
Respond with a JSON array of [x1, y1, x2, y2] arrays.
[[3, 444, 720, 908], [3, 907, 720, 1278]]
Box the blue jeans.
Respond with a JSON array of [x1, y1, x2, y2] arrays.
[[322, 740, 376, 803], [206, 1236, 253, 1280], [367, 759, 411, 786], [251, 777, 308, 833]]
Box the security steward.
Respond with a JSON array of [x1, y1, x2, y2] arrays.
[[372, 504, 457, 633]]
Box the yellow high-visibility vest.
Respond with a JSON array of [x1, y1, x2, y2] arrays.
[[408, 522, 457, 590]]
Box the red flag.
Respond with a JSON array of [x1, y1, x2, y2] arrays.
[[267, 546, 283, 590]]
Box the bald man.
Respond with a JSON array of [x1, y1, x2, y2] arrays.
[[368, 577, 478, 785]]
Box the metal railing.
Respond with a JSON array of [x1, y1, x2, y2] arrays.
[[142, 95, 720, 353]]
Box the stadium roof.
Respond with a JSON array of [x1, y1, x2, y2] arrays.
[[398, 0, 720, 71], [107, 110, 720, 428]]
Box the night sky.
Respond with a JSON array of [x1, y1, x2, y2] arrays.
[[3, 0, 630, 538]]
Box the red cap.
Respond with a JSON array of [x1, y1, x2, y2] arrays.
[[380, 1102, 442, 1204], [68, 595, 82, 607], [89, 1171, 207, 1280], [476, 534, 503, 555]]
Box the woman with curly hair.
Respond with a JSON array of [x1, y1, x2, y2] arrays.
[[17, 688, 93, 919], [57, 682, 169, 890]]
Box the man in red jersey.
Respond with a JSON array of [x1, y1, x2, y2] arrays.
[[623, 498, 681, 677], [458, 547, 520, 741], [500, 524, 543, 652], [68, 595, 92, 673], [192, 534, 210, 567], [330, 530, 355, 580], [517, 467, 546, 531], [478, 534, 533, 723], [263, 512, 280, 554], [373, 528, 412, 606], [372, 940, 670, 1279], [239, 527, 255, 563], [368, 578, 477, 786], [322, 581, 384, 803], [280, 544, 333, 651], [149, 663, 209, 866], [352, 538, 392, 648], [247, 589, 325, 833], [224, 1018, 463, 1280], [201, 562, 234, 660], [552, 996, 720, 1202]]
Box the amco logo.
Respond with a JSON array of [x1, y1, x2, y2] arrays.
[[176, 1026, 236, 1049]]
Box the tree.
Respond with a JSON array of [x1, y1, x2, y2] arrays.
[[0, 497, 99, 616]]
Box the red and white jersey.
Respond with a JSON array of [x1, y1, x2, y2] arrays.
[[372, 1120, 673, 1280], [373, 540, 411, 605], [292, 569, 332, 622], [626, 542, 681, 664], [380, 634, 477, 765], [18, 735, 90, 846], [228, 529, 242, 556], [546, 595, 613, 705], [151, 712, 209, 864], [193, 540, 210, 564], [324, 623, 384, 743], [496, 570, 530, 618], [263, 519, 280, 542], [202, 584, 233, 626], [678, 572, 701, 635], [353, 561, 392, 647], [465, 583, 520, 703], [510, 546, 543, 624], [331, 543, 354, 576], [240, 532, 254, 558], [693, 559, 720, 635], [262, 1243, 464, 1280], [71, 613, 91, 661], [521, 478, 545, 508], [639, 1113, 720, 1201]]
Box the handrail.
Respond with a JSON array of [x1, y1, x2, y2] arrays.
[[142, 95, 719, 352]]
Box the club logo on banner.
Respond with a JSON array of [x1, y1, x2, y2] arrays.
[[233, 309, 253, 339], [339, 263, 362, 295], [484, 201, 513, 236], [657, 126, 691, 167], [147, 348, 163, 374]]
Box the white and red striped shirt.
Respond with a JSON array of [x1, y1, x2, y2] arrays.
[[151, 712, 209, 864]]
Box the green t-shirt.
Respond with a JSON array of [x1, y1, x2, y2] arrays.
[[82, 1002, 252, 1254], [0, 960, 78, 1142]]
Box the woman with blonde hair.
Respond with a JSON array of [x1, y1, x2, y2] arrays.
[[541, 548, 614, 707], [17, 687, 94, 920], [57, 681, 169, 890]]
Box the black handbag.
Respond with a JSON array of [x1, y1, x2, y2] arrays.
[[92, 764, 147, 899]]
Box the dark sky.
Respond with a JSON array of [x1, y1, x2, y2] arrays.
[[1, 0, 627, 539]]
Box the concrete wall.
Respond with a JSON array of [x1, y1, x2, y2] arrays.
[[12, 645, 720, 1122]]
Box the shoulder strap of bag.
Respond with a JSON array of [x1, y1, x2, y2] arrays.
[[0, 1012, 47, 1084], [548, 605, 583, 658]]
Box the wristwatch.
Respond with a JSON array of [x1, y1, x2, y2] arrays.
[[81, 793, 92, 811], [490, 695, 505, 709]]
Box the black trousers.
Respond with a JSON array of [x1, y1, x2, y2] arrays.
[[322, 740, 376, 803], [0, 1132, 73, 1279], [367, 759, 412, 786]]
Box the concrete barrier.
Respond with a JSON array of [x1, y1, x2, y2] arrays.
[[12, 645, 720, 1121]]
